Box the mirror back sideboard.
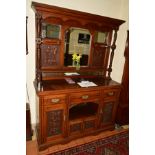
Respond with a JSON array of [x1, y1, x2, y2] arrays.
[[32, 2, 125, 151]]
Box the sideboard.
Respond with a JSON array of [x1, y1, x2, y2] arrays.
[[32, 2, 125, 150], [36, 78, 121, 150]]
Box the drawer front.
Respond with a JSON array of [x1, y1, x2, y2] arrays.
[[69, 91, 100, 104], [44, 94, 66, 106], [103, 89, 120, 101]]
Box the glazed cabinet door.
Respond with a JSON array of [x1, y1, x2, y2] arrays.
[[100, 88, 120, 127], [100, 101, 117, 127]]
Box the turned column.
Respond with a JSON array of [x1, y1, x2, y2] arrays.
[[107, 29, 118, 79]]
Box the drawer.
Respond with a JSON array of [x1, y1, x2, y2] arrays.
[[103, 89, 120, 101], [69, 91, 100, 104], [43, 94, 66, 106]]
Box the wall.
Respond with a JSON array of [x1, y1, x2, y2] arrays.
[[26, 0, 129, 124]]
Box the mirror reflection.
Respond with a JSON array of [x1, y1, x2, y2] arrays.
[[64, 28, 91, 66]]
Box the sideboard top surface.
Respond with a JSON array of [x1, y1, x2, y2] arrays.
[[37, 78, 121, 95]]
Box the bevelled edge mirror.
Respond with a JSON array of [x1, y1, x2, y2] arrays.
[[64, 27, 91, 67]]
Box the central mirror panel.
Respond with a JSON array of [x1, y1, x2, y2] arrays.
[[64, 27, 91, 66]]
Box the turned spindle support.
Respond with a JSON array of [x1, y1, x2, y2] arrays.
[[107, 29, 118, 79]]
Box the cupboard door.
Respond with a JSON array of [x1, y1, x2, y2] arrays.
[[100, 101, 118, 127], [83, 117, 97, 132], [44, 106, 65, 142], [69, 120, 83, 136]]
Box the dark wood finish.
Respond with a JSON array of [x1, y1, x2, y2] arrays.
[[35, 78, 121, 150], [32, 2, 125, 85], [26, 103, 33, 141], [31, 2, 125, 151], [116, 31, 129, 125]]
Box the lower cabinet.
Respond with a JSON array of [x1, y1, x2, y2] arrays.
[[37, 87, 120, 150], [44, 106, 66, 142]]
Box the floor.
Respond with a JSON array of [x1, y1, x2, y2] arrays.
[[26, 125, 129, 155]]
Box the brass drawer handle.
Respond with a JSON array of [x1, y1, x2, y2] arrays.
[[108, 92, 114, 96], [82, 95, 89, 99], [51, 98, 60, 103]]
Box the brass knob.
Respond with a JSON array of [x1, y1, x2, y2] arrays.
[[82, 95, 89, 99], [51, 98, 60, 103], [108, 92, 114, 96]]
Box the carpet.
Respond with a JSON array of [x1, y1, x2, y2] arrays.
[[50, 130, 129, 155]]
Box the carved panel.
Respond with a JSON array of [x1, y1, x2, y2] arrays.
[[70, 123, 81, 133], [41, 44, 60, 68], [92, 45, 107, 67], [102, 102, 113, 123], [46, 110, 63, 137], [84, 120, 95, 129]]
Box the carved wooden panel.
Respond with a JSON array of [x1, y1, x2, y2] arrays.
[[92, 45, 107, 67], [41, 44, 60, 68], [102, 102, 113, 123], [46, 109, 63, 137], [70, 123, 81, 133], [84, 120, 95, 129]]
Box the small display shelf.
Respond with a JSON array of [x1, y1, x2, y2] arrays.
[[69, 102, 98, 120]]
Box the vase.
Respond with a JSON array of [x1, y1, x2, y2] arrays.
[[72, 60, 76, 67], [76, 61, 80, 70]]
